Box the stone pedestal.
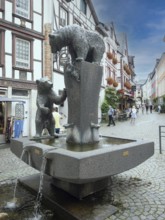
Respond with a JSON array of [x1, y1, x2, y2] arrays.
[[64, 61, 103, 144]]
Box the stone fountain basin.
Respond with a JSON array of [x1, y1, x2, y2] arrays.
[[10, 136, 154, 184]]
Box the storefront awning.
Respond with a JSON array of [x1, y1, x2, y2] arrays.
[[0, 97, 25, 103]]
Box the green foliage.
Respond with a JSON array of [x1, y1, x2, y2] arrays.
[[104, 87, 119, 108], [163, 95, 165, 104], [153, 97, 158, 104], [101, 100, 109, 114], [101, 87, 120, 115], [161, 104, 165, 113]]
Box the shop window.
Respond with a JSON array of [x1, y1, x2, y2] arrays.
[[80, 0, 86, 14], [59, 7, 68, 27], [15, 0, 30, 19], [15, 37, 30, 69]]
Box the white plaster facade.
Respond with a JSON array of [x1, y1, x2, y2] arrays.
[[0, 0, 44, 138], [156, 53, 165, 103]]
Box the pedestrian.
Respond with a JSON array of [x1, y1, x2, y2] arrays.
[[146, 104, 149, 114], [158, 105, 161, 114], [130, 106, 137, 125], [107, 106, 115, 126], [150, 104, 153, 113], [52, 107, 62, 134], [141, 103, 145, 114]]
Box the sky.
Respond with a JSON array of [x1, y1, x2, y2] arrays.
[[92, 0, 165, 81]]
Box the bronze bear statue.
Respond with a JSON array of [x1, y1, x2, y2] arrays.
[[49, 24, 105, 64], [35, 77, 67, 137]]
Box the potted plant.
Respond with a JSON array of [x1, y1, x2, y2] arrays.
[[107, 52, 113, 59], [113, 81, 118, 87], [106, 77, 114, 85]]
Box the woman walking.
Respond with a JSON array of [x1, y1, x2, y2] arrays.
[[130, 106, 137, 125]]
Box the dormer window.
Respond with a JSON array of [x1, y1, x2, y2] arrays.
[[59, 7, 68, 27], [80, 0, 86, 14]]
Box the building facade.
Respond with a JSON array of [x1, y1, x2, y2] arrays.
[[0, 0, 137, 141], [117, 33, 135, 109], [156, 53, 165, 104], [0, 0, 44, 140]]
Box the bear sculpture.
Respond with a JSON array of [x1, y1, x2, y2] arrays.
[[35, 77, 67, 137], [49, 24, 105, 64]]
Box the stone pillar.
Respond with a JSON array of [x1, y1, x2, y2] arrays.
[[64, 61, 103, 144]]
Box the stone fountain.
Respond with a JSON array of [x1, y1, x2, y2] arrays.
[[10, 24, 154, 220]]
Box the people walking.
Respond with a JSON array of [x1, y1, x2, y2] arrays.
[[107, 106, 115, 126], [150, 104, 153, 113], [141, 103, 145, 114], [158, 105, 161, 114], [130, 106, 137, 125], [146, 104, 149, 114]]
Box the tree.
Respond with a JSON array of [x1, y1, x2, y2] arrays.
[[101, 87, 119, 113]]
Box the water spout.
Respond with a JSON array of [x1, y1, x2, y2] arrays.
[[33, 148, 57, 219]]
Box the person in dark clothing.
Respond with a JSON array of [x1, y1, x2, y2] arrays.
[[107, 106, 115, 126], [150, 105, 153, 113]]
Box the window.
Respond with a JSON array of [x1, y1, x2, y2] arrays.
[[15, 38, 30, 69], [59, 7, 68, 27], [80, 0, 87, 14], [0, 0, 4, 10], [15, 0, 30, 19], [107, 43, 110, 52], [0, 31, 4, 65], [19, 70, 27, 80], [113, 70, 115, 80], [107, 67, 111, 78], [112, 50, 115, 57], [110, 27, 113, 39], [0, 0, 5, 10], [0, 32, 2, 65], [12, 89, 28, 96]]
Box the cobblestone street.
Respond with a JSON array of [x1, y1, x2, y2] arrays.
[[101, 111, 165, 220], [0, 111, 165, 219]]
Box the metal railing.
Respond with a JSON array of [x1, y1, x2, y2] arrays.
[[159, 126, 165, 154]]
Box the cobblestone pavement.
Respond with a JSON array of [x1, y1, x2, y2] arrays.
[[100, 111, 165, 220], [0, 111, 165, 219]]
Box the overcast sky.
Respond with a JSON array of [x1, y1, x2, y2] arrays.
[[92, 0, 165, 81]]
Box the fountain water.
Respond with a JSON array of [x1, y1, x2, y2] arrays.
[[10, 24, 154, 220], [33, 148, 56, 220], [5, 148, 26, 210]]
